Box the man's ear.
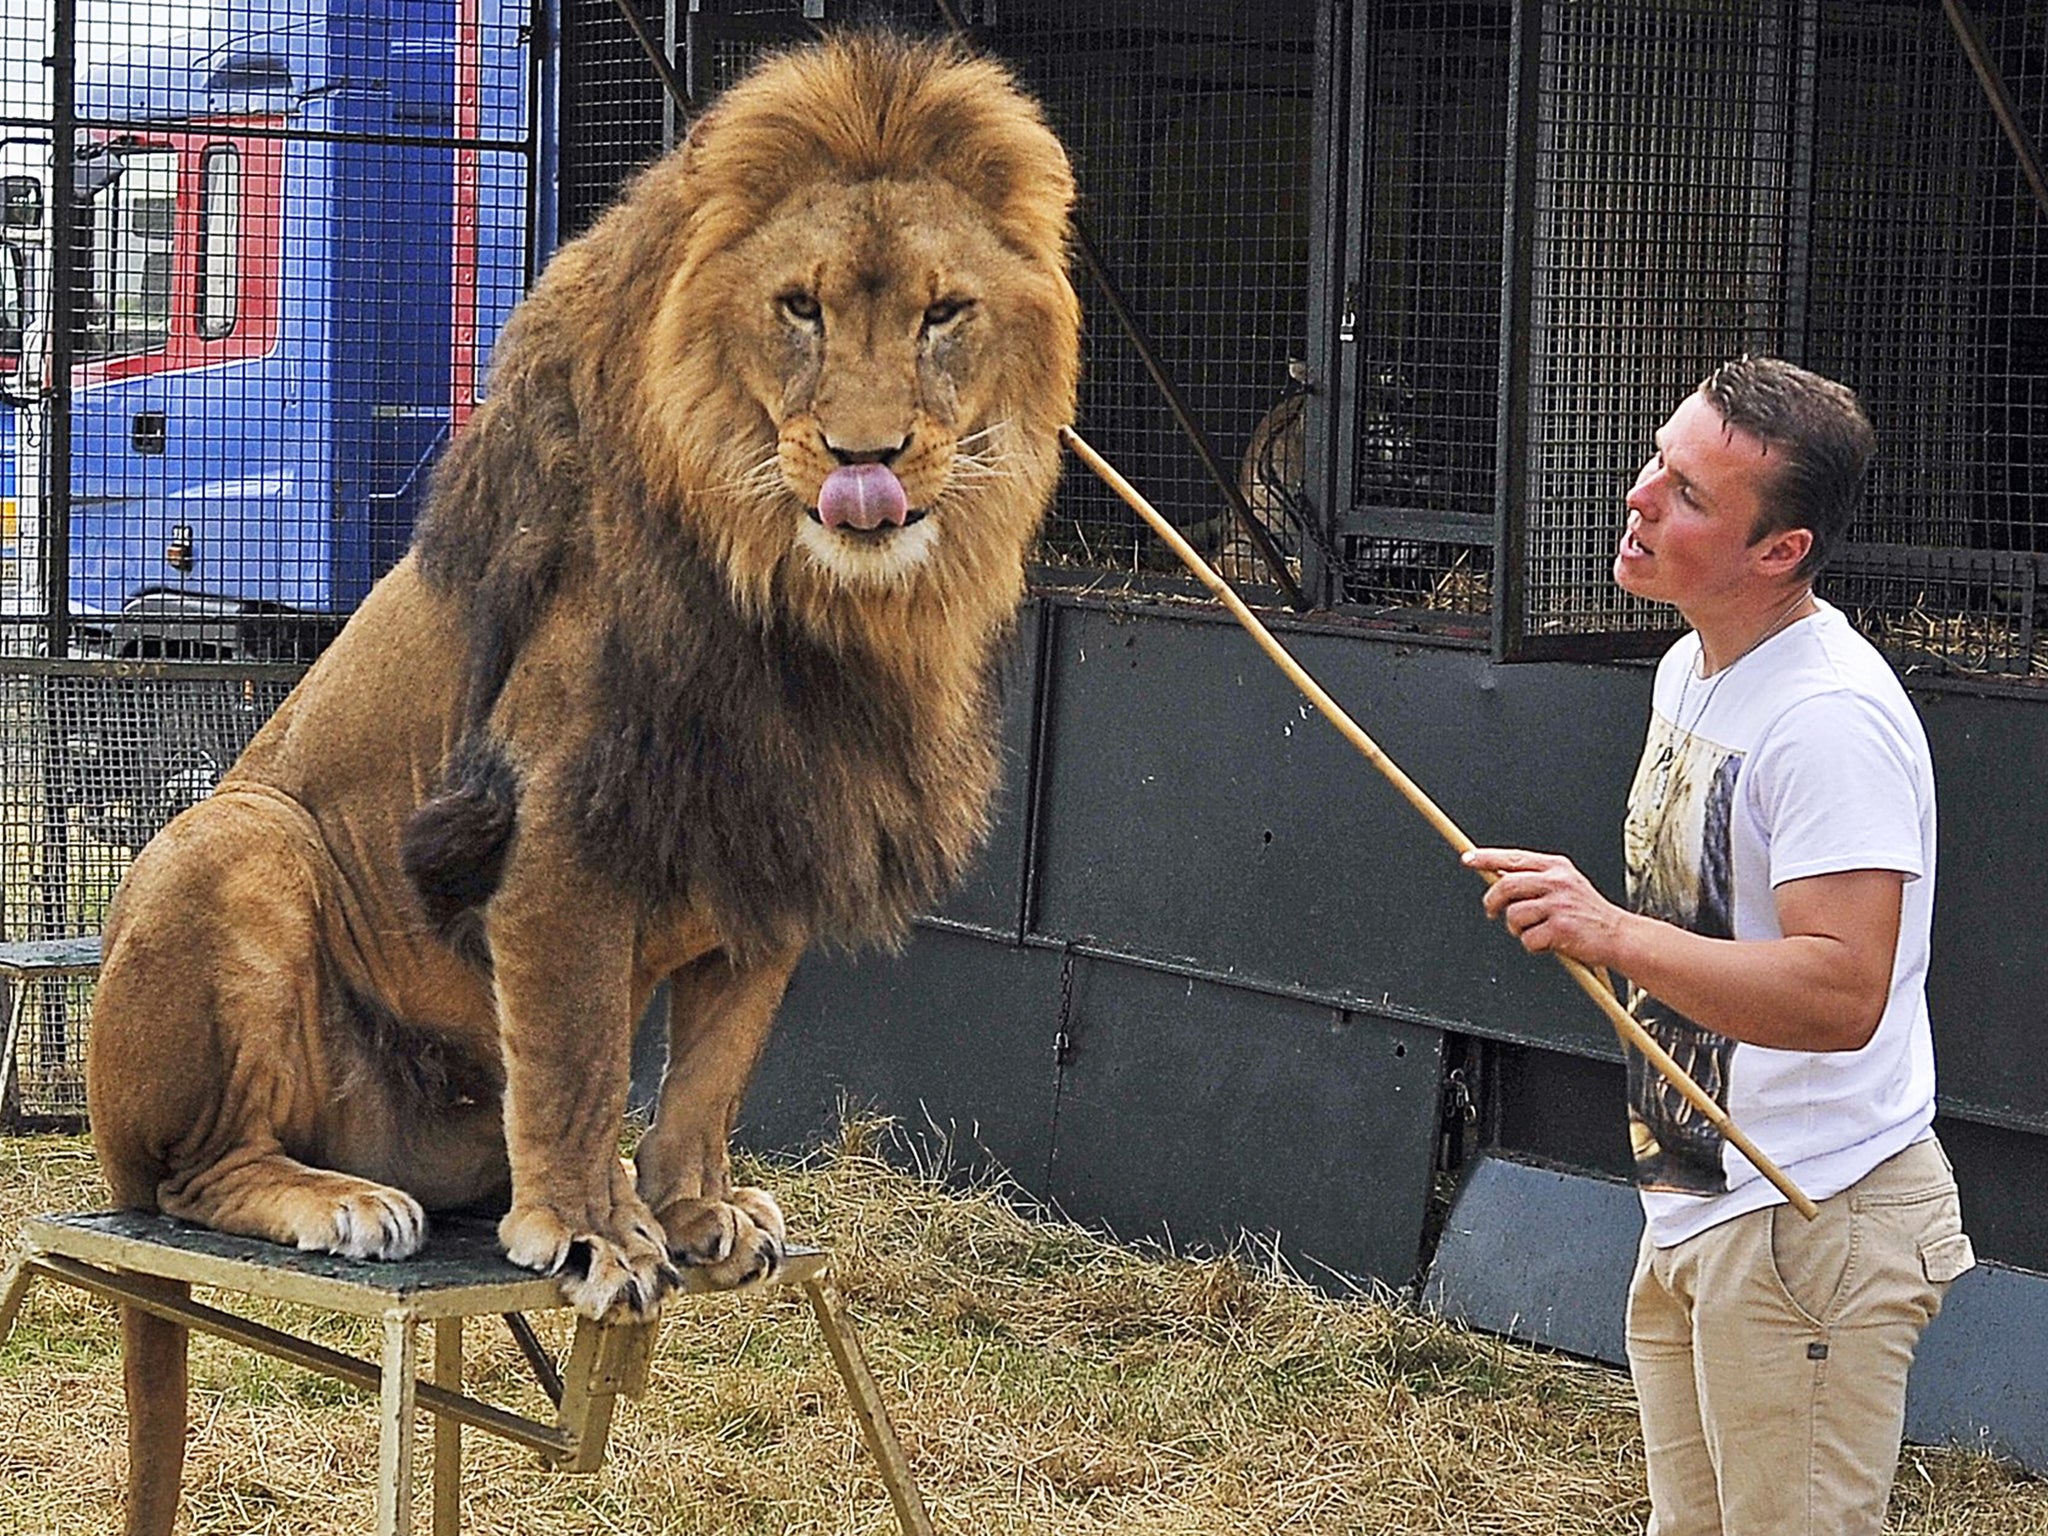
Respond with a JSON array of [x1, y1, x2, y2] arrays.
[[1754, 525, 1814, 579]]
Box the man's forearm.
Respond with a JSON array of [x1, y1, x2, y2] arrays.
[[1608, 915, 1885, 1053]]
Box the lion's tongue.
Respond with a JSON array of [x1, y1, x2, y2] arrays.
[[817, 464, 910, 531]]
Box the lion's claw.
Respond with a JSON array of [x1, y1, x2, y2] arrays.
[[290, 1186, 428, 1261], [655, 1185, 788, 1290], [500, 1202, 677, 1320]]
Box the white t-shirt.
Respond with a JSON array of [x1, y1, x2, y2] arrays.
[[1622, 598, 1938, 1247]]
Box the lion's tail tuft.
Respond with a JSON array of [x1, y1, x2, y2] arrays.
[[402, 737, 521, 929]]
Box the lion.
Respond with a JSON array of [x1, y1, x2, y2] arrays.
[[82, 32, 1080, 1532], [1222, 385, 1306, 585]]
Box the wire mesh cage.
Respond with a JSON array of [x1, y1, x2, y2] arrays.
[[557, 1, 854, 241], [557, 0, 664, 240], [2, 0, 535, 662], [986, 0, 2046, 668], [0, 662, 297, 1119], [5, 974, 91, 1122], [3, 0, 2046, 1121], [1827, 545, 2040, 681], [1334, 2, 1509, 615], [1507, 0, 2048, 676], [0, 0, 537, 1115], [997, 0, 1318, 589], [1803, 0, 2048, 681], [1510, 0, 1795, 648]]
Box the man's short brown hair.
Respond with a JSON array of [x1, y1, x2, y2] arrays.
[[1699, 355, 1876, 580]]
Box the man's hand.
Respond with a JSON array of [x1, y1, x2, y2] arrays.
[[1463, 846, 1630, 969]]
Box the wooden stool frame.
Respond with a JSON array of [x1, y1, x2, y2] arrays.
[[0, 1211, 934, 1536], [0, 937, 105, 1124]]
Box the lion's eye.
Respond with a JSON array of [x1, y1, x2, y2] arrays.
[[922, 298, 971, 330], [779, 292, 822, 325]]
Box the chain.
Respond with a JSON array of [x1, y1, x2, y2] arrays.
[[1053, 941, 1076, 1066]]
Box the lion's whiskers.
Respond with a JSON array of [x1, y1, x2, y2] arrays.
[[954, 420, 1011, 454], [948, 450, 1015, 478], [714, 450, 788, 500], [945, 424, 1020, 494]]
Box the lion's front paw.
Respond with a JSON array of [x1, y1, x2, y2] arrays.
[[656, 1185, 788, 1290], [289, 1184, 428, 1261], [499, 1199, 680, 1321]]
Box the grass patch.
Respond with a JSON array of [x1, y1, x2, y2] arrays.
[[1, 1125, 2042, 1534]]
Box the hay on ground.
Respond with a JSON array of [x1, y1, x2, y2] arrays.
[[2, 1125, 2041, 1534]]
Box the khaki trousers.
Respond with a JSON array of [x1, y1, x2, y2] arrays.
[[1625, 1136, 1974, 1536]]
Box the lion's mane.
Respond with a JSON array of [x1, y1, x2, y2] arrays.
[[402, 33, 1081, 960]]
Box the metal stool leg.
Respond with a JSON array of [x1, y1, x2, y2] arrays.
[[0, 1250, 35, 1349], [433, 1317, 463, 1536], [0, 985, 26, 1121], [801, 1276, 935, 1536], [378, 1309, 419, 1536], [555, 1314, 659, 1471]]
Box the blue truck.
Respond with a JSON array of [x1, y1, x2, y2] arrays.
[[1, 138, 42, 610], [3, 0, 539, 660]]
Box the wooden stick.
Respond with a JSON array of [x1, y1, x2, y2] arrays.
[[1059, 424, 1819, 1221]]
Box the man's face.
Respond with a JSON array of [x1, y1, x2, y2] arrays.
[[1613, 390, 1776, 609]]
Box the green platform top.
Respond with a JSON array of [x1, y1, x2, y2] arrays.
[[24, 1209, 561, 1317], [21, 1209, 826, 1320], [0, 936, 105, 979]]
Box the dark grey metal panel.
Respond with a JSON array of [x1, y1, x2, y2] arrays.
[[1422, 1151, 1636, 1364], [1908, 1260, 2048, 1471], [1928, 1116, 2048, 1275], [738, 928, 1062, 1193], [1046, 958, 1443, 1287], [1032, 603, 1648, 1055], [627, 981, 668, 1121], [1491, 1043, 1635, 1180], [931, 598, 1048, 939], [728, 592, 2048, 1371], [1031, 599, 2048, 1136], [1916, 692, 2048, 1131]]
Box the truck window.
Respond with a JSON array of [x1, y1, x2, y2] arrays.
[[197, 144, 239, 339], [80, 146, 175, 360]]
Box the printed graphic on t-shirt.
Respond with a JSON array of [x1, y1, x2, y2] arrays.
[[1623, 710, 1743, 1195]]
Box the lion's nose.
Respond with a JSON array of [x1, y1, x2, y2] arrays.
[[825, 437, 909, 467]]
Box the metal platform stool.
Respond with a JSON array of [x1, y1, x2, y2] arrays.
[[0, 1210, 935, 1536], [0, 936, 104, 1123]]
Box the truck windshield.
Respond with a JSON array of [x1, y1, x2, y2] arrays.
[[77, 147, 175, 360]]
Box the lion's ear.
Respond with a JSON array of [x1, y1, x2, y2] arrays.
[[969, 136, 1077, 264], [914, 61, 1076, 262]]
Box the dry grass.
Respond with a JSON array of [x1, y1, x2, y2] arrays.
[[3, 1125, 2043, 1535], [1856, 596, 2048, 681]]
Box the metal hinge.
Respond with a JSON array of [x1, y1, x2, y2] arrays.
[[1442, 1066, 1478, 1129]]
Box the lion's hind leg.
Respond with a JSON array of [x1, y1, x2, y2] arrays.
[[159, 1149, 428, 1260], [92, 795, 432, 1264]]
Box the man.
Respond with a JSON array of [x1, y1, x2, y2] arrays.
[[1465, 356, 1974, 1536]]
